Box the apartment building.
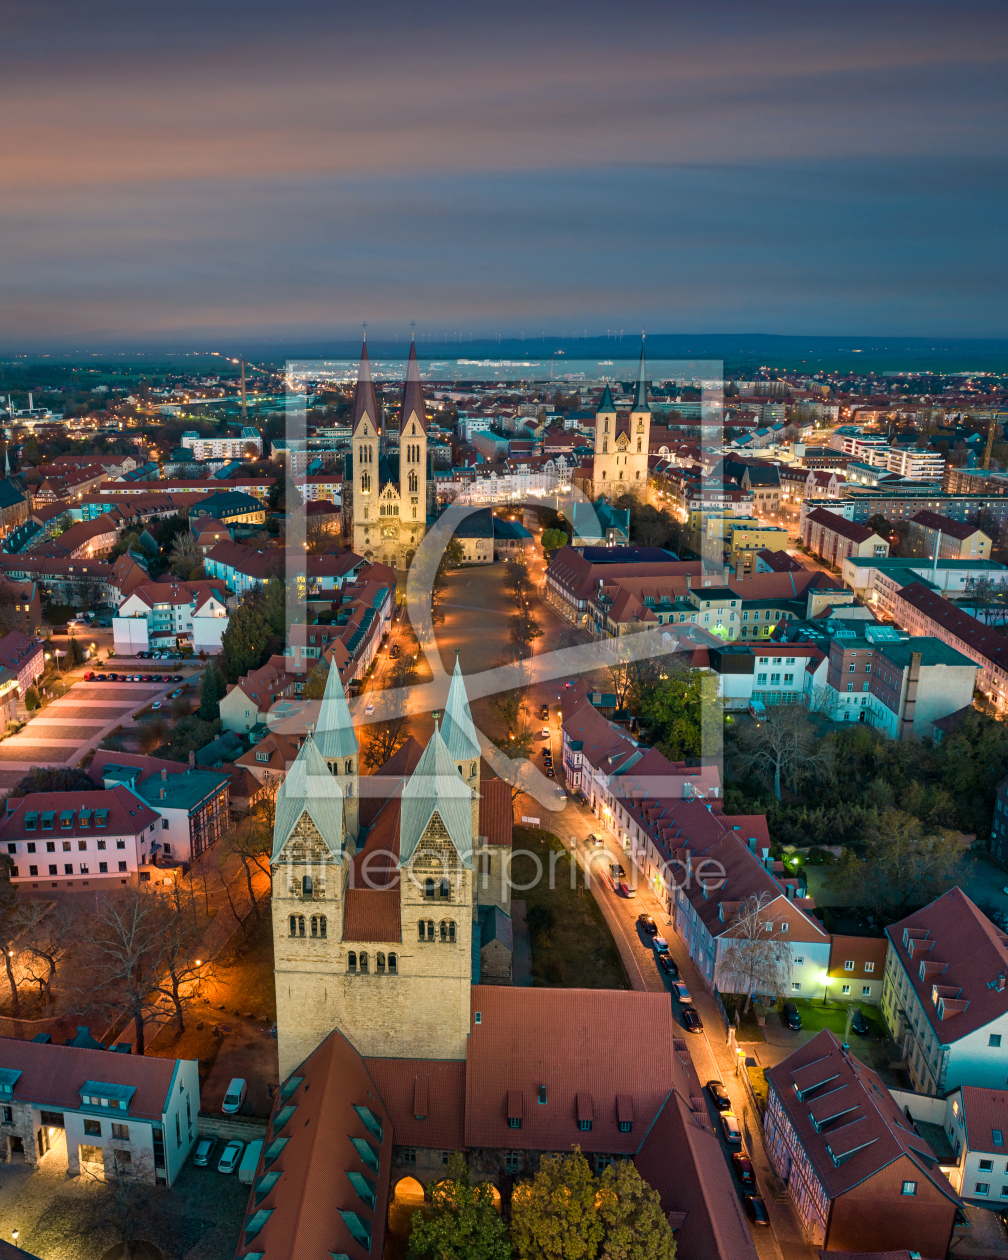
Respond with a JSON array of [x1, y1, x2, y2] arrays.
[[0, 1036, 199, 1185], [801, 508, 889, 566], [889, 581, 1008, 710], [882, 888, 1008, 1096], [765, 1031, 960, 1254], [827, 935, 888, 1005], [887, 447, 946, 481], [842, 555, 1007, 608], [113, 579, 230, 655], [864, 636, 977, 740], [181, 427, 262, 459], [544, 546, 700, 628], [0, 631, 44, 697], [908, 510, 990, 561], [220, 655, 298, 734]]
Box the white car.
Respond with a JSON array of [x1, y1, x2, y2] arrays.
[[720, 1112, 742, 1145], [218, 1140, 244, 1173], [222, 1077, 247, 1114], [541, 727, 550, 738], [672, 981, 693, 1005]]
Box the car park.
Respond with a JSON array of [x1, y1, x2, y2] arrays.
[[193, 1137, 216, 1167], [682, 1007, 703, 1033], [706, 1080, 731, 1111], [732, 1152, 756, 1186], [851, 1008, 869, 1036], [222, 1077, 247, 1114], [720, 1112, 742, 1144], [617, 881, 636, 898], [672, 980, 692, 1004], [217, 1140, 244, 1174], [637, 913, 657, 935], [658, 953, 679, 978], [743, 1196, 769, 1226]]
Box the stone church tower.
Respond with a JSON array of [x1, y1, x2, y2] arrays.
[[272, 670, 481, 1076], [350, 337, 429, 567], [590, 336, 651, 500]]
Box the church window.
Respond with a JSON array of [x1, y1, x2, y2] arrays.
[[413, 507, 417, 519], [604, 419, 609, 433], [320, 915, 327, 938], [359, 951, 369, 973], [602, 439, 608, 454], [345, 759, 353, 775], [424, 877, 434, 899], [619, 471, 623, 480], [637, 437, 642, 452], [602, 470, 606, 480], [440, 920, 456, 944], [311, 916, 318, 937], [388, 952, 397, 974], [636, 471, 640, 480], [302, 875, 313, 897], [376, 952, 386, 973], [409, 471, 418, 493], [348, 953, 357, 972], [298, 916, 305, 937], [427, 918, 434, 938], [289, 915, 297, 937], [440, 878, 450, 898], [418, 921, 425, 941], [412, 423, 416, 435]]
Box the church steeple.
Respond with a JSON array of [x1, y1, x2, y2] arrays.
[[315, 652, 359, 843], [400, 338, 426, 434], [596, 383, 615, 415], [632, 335, 650, 413], [352, 339, 379, 431], [441, 655, 480, 764]]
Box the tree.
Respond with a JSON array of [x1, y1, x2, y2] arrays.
[[716, 892, 794, 1012], [199, 666, 220, 720], [505, 557, 531, 609], [362, 653, 417, 769], [12, 766, 96, 796], [510, 1149, 675, 1260], [541, 527, 568, 558], [221, 601, 268, 683], [0, 856, 21, 1014], [150, 879, 210, 1035], [638, 665, 719, 762], [431, 538, 465, 627], [302, 659, 329, 699], [24, 685, 40, 711], [138, 716, 167, 755], [510, 611, 543, 658], [227, 813, 273, 923], [736, 703, 834, 801], [89, 883, 170, 1055], [169, 530, 199, 578], [408, 1152, 511, 1260], [965, 574, 998, 624], [12, 898, 79, 1007], [829, 808, 967, 917]]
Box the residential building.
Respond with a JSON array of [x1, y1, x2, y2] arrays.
[[764, 1030, 960, 1254], [42, 516, 119, 559], [801, 507, 889, 566], [0, 579, 41, 634], [0, 1036, 198, 1185], [544, 545, 700, 629], [864, 635, 977, 740], [94, 760, 230, 864], [0, 555, 114, 607], [889, 581, 1008, 710], [235, 731, 304, 785], [0, 631, 44, 696], [181, 427, 262, 459], [887, 447, 946, 481], [187, 490, 267, 529], [220, 655, 299, 734], [882, 887, 1008, 1095], [113, 580, 229, 655], [827, 935, 888, 1005], [907, 510, 990, 561], [724, 521, 790, 574], [204, 542, 280, 595], [0, 786, 160, 889], [842, 555, 1007, 609], [936, 1085, 1008, 1205], [93, 477, 273, 503]]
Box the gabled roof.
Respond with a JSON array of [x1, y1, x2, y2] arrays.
[[398, 723, 473, 868], [352, 339, 379, 432], [440, 657, 480, 762], [479, 775, 513, 846], [315, 650, 358, 761], [400, 339, 427, 435], [272, 734, 344, 861]]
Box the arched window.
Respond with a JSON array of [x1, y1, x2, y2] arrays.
[[345, 759, 353, 775], [389, 952, 397, 973], [381, 504, 386, 516], [449, 921, 456, 943], [602, 439, 608, 453], [348, 951, 357, 972], [635, 471, 640, 480], [425, 877, 434, 899], [302, 875, 313, 896], [440, 920, 447, 942], [427, 918, 434, 939], [320, 915, 327, 938], [604, 419, 610, 433], [311, 916, 318, 937], [377, 952, 386, 973], [289, 915, 297, 937], [412, 422, 416, 435], [418, 920, 426, 941], [637, 437, 642, 452], [409, 471, 418, 493], [602, 470, 606, 480], [359, 951, 369, 973], [298, 916, 305, 937], [439, 878, 450, 899]]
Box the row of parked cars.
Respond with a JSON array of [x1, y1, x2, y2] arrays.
[[85, 672, 184, 684], [636, 914, 703, 1031]]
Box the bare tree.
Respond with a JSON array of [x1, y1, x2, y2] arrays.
[[151, 878, 211, 1035], [737, 703, 834, 801], [362, 653, 417, 769], [226, 813, 272, 923], [806, 683, 836, 719], [606, 646, 660, 712], [80, 1146, 161, 1257], [965, 575, 997, 624], [0, 857, 20, 1014], [89, 884, 168, 1055], [717, 892, 793, 1013], [12, 898, 78, 1007]]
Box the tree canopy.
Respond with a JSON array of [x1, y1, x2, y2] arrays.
[[408, 1152, 511, 1260], [221, 602, 268, 682]]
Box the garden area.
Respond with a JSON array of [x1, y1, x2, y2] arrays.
[[510, 827, 629, 990]]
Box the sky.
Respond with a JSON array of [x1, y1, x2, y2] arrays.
[[2, 0, 1007, 349]]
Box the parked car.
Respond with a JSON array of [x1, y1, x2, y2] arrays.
[[610, 863, 625, 881], [589, 833, 603, 847], [720, 1112, 742, 1144], [706, 1080, 731, 1111], [83, 672, 93, 681], [786, 1000, 802, 1031], [389, 644, 400, 658], [540, 727, 549, 738], [658, 953, 679, 978], [540, 705, 549, 720], [732, 1152, 756, 1186], [108, 673, 118, 681], [546, 768, 555, 778], [672, 981, 692, 1005], [173, 675, 183, 681], [682, 1007, 703, 1033], [637, 913, 657, 935], [617, 881, 636, 899], [851, 1008, 869, 1036], [238, 1139, 264, 1185], [96, 674, 107, 681], [743, 1196, 769, 1226], [142, 674, 153, 682], [217, 1140, 244, 1174], [192, 1137, 216, 1167], [171, 688, 183, 698], [653, 936, 669, 954], [152, 701, 161, 710], [222, 1077, 247, 1115]]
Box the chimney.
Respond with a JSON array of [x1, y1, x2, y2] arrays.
[[159, 787, 165, 800], [999, 973, 1005, 993], [161, 768, 167, 781], [188, 750, 195, 768]]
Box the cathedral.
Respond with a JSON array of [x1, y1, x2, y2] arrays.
[[347, 337, 433, 568], [580, 336, 652, 501]]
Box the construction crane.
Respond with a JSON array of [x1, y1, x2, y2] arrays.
[[983, 415, 1001, 469]]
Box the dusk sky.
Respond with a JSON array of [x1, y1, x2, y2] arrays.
[[3, 0, 1007, 348]]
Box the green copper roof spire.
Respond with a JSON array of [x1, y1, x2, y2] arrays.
[[597, 383, 615, 414], [316, 654, 359, 761], [441, 655, 481, 762]]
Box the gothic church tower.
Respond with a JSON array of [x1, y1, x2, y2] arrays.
[[398, 337, 428, 565], [351, 339, 380, 560], [591, 336, 651, 500], [316, 657, 359, 847]]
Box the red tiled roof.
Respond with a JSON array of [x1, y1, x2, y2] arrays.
[[959, 1085, 1008, 1157], [343, 888, 401, 943], [479, 777, 513, 846], [894, 583, 1008, 672], [886, 886, 1008, 1042], [910, 510, 982, 541], [0, 1036, 177, 1120], [359, 738, 424, 828], [363, 1057, 465, 1149], [0, 785, 159, 841], [804, 507, 878, 545]]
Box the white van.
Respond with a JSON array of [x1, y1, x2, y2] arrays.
[[222, 1078, 247, 1114]]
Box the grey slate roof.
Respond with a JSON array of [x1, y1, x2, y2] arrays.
[[400, 340, 427, 435], [398, 722, 473, 868], [441, 657, 481, 762], [352, 340, 380, 432], [271, 734, 344, 861], [316, 653, 358, 760], [632, 338, 650, 413]]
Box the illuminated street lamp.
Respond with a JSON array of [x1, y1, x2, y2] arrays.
[[820, 970, 832, 1006]]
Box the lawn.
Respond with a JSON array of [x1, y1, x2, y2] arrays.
[[510, 827, 630, 990], [719, 992, 766, 1043], [784, 997, 887, 1039]]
